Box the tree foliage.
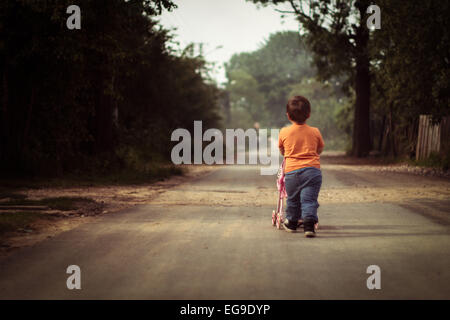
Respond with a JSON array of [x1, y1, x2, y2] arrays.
[[249, 0, 449, 159], [250, 0, 372, 156], [224, 30, 349, 149], [370, 0, 450, 156], [289, 79, 350, 150], [0, 0, 221, 176], [225, 31, 315, 127]]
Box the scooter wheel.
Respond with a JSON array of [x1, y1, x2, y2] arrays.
[[271, 210, 276, 226]]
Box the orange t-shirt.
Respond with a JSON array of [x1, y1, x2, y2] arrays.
[[278, 123, 325, 173]]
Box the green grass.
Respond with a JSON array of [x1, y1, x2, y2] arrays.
[[0, 196, 96, 211], [408, 152, 450, 171], [0, 196, 100, 238], [0, 163, 185, 189], [0, 211, 45, 236], [74, 164, 185, 186], [0, 192, 27, 200], [374, 155, 410, 165], [40, 197, 96, 210]]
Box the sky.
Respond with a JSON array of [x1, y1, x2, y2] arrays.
[[158, 0, 300, 86]]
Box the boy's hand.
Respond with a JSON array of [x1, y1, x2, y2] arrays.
[[317, 147, 323, 155], [279, 147, 285, 156]]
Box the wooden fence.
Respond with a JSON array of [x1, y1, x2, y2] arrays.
[[416, 115, 450, 160]]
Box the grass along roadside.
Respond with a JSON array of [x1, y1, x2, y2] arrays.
[[0, 163, 185, 190], [0, 194, 104, 247], [0, 211, 48, 236], [409, 152, 450, 171], [0, 165, 214, 255], [321, 152, 449, 178], [0, 196, 97, 211], [0, 163, 185, 241]]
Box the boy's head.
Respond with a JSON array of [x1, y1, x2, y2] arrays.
[[286, 95, 310, 124]]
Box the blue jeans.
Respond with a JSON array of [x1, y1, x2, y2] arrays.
[[284, 167, 322, 224]]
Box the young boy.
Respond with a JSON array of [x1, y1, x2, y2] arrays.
[[278, 95, 324, 237]]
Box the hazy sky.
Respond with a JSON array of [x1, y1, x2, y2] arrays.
[[158, 0, 300, 86]]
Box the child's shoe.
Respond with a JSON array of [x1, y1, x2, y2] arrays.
[[304, 219, 316, 238], [283, 220, 297, 233], [298, 220, 318, 229]]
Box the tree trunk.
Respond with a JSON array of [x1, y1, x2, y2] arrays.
[[22, 86, 35, 154], [381, 103, 397, 157], [222, 90, 231, 126], [95, 93, 114, 153], [378, 115, 386, 151], [389, 105, 397, 157], [352, 5, 372, 157], [94, 69, 114, 154], [1, 67, 9, 166]]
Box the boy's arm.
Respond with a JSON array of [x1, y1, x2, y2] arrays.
[[316, 129, 325, 155], [278, 129, 285, 156]]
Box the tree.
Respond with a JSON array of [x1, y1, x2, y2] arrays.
[[227, 69, 267, 126], [0, 0, 223, 176], [250, 0, 373, 156], [225, 31, 315, 127], [289, 79, 350, 150], [370, 0, 450, 157]]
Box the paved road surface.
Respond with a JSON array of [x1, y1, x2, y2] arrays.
[[1, 162, 449, 299]]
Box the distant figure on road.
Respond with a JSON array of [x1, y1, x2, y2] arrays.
[[278, 95, 325, 237]]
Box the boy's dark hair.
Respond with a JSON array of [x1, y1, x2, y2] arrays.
[[286, 95, 311, 124]]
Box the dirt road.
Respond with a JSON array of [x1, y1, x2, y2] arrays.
[[1, 155, 449, 299]]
